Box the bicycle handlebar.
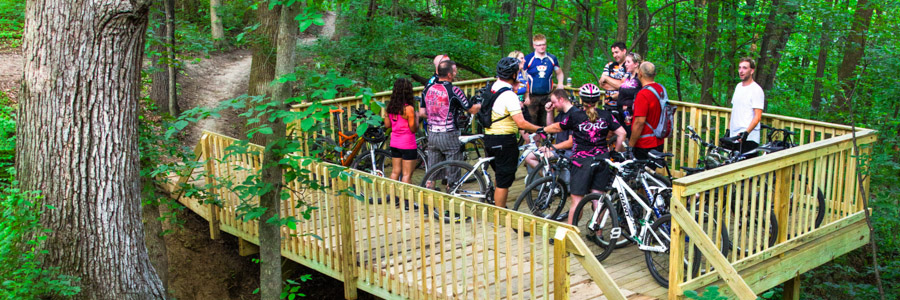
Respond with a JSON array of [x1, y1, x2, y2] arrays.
[[760, 124, 796, 136]]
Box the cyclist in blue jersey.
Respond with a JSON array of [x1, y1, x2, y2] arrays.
[[419, 60, 481, 188], [523, 34, 565, 127]]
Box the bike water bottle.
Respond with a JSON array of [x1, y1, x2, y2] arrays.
[[566, 77, 572, 87], [624, 110, 632, 126]]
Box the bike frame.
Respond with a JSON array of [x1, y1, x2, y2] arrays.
[[446, 156, 496, 200], [594, 160, 669, 253]]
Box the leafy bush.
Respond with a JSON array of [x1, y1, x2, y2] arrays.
[[0, 189, 81, 298], [0, 0, 24, 48], [0, 91, 14, 186]]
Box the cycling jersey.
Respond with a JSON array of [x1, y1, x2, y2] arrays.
[[523, 52, 559, 95], [603, 61, 626, 105], [559, 108, 621, 159], [420, 80, 473, 133]]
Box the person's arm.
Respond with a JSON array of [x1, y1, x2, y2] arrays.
[[555, 67, 565, 90], [404, 105, 417, 132], [542, 122, 563, 134], [629, 116, 646, 147], [613, 126, 626, 152], [512, 113, 541, 132], [384, 112, 392, 128], [418, 106, 427, 119], [554, 135, 573, 150], [742, 108, 763, 139], [544, 102, 555, 125], [467, 104, 482, 114], [602, 78, 624, 90]]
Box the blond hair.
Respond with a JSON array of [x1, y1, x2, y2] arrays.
[[508, 50, 524, 58], [533, 34, 546, 42]]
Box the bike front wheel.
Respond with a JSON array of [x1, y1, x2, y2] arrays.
[[571, 193, 619, 262], [419, 160, 490, 203], [514, 176, 569, 220]]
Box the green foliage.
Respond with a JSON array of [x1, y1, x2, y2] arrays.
[[0, 91, 14, 186], [684, 286, 774, 300], [0, 0, 24, 48], [0, 189, 81, 298]]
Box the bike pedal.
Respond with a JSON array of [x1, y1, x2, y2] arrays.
[[610, 227, 622, 239]]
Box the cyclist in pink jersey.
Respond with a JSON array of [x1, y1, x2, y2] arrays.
[[385, 78, 419, 183]]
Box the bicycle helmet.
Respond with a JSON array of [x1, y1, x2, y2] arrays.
[[579, 83, 602, 104], [496, 57, 520, 80], [362, 126, 386, 144]]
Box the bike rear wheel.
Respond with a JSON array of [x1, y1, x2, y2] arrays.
[[514, 176, 569, 220], [571, 193, 619, 262], [350, 149, 391, 177]]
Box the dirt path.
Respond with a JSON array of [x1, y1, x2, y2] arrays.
[[0, 50, 23, 101], [178, 49, 252, 145]]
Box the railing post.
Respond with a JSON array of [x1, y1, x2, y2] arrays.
[[553, 228, 570, 300], [774, 167, 793, 243], [336, 177, 358, 300], [668, 185, 686, 300], [202, 135, 221, 240]]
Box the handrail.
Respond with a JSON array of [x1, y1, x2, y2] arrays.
[[183, 130, 628, 300], [666, 128, 877, 298]]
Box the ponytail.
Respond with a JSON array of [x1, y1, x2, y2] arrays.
[[584, 103, 599, 122]]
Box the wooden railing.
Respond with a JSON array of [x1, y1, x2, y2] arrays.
[[666, 129, 876, 299], [182, 130, 628, 300]]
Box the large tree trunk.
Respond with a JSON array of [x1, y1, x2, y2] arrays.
[[562, 6, 583, 77], [141, 178, 170, 296], [635, 0, 649, 55], [834, 0, 874, 110], [756, 0, 799, 92], [164, 0, 178, 116], [812, 0, 835, 113], [259, 1, 299, 299], [150, 3, 173, 116], [700, 0, 719, 105], [690, 0, 706, 72], [248, 1, 280, 145], [210, 0, 226, 48], [616, 0, 627, 43], [672, 0, 683, 100], [18, 1, 166, 299], [496, 1, 514, 51], [527, 0, 535, 41]]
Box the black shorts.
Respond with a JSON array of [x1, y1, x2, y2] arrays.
[[390, 147, 418, 160], [569, 155, 613, 196], [483, 134, 518, 189], [633, 144, 665, 169]]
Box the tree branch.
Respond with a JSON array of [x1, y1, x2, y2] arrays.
[[533, 3, 578, 22]]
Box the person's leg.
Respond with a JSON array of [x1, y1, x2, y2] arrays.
[[486, 135, 518, 208], [401, 159, 416, 183], [442, 131, 463, 185], [389, 147, 403, 181], [425, 132, 446, 188]]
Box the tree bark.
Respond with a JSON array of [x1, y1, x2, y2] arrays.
[[672, 0, 683, 100], [562, 6, 583, 77], [248, 1, 280, 145], [812, 0, 835, 113], [756, 0, 799, 92], [141, 178, 170, 296], [165, 0, 178, 116], [834, 0, 873, 110], [367, 0, 377, 18], [700, 0, 719, 105], [527, 0, 535, 41], [150, 3, 173, 116], [635, 0, 649, 55], [690, 0, 705, 72], [210, 0, 226, 48], [19, 0, 166, 298], [616, 0, 628, 43], [496, 1, 514, 51], [259, 1, 299, 298]]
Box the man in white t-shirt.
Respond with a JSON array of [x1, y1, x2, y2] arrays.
[[728, 57, 765, 153], [485, 57, 542, 208]]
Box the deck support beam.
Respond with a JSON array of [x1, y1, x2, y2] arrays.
[[337, 178, 359, 300], [553, 228, 570, 300], [783, 277, 801, 300], [202, 135, 222, 240]]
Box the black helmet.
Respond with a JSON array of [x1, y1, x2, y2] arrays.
[[496, 57, 520, 80], [362, 126, 386, 144]]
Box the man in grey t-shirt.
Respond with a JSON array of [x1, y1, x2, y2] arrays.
[[728, 57, 765, 153]]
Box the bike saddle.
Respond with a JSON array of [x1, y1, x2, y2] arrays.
[[648, 150, 674, 159], [458, 134, 484, 144], [681, 167, 705, 175]]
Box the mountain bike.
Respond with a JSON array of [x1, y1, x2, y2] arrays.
[[512, 141, 572, 221]]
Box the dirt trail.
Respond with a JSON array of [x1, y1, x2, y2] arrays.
[[0, 50, 23, 101], [178, 50, 252, 145]]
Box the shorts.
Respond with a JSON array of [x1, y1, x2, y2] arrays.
[[569, 155, 613, 196], [483, 134, 519, 189], [390, 147, 418, 160], [527, 94, 551, 127]]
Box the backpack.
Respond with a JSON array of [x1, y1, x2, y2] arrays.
[[639, 84, 677, 139], [474, 83, 513, 129]]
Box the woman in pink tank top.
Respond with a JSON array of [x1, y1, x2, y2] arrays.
[[384, 78, 418, 183]]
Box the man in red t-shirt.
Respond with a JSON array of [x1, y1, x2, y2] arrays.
[[628, 62, 665, 160]]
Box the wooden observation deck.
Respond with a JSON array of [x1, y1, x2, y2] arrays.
[[162, 78, 876, 300]]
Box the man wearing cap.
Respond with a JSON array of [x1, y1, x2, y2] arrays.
[[484, 57, 543, 208]]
